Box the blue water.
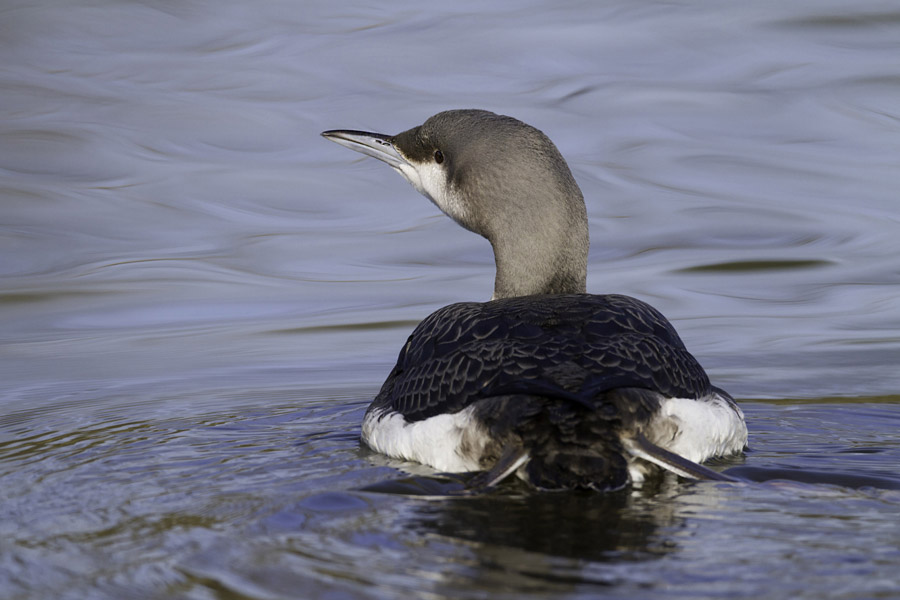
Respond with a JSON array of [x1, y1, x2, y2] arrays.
[[2, 1, 899, 598]]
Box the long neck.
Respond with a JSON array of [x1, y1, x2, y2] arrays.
[[489, 206, 589, 299], [424, 121, 590, 300]]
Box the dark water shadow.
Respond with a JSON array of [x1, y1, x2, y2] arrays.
[[359, 451, 900, 565], [361, 472, 686, 562], [359, 472, 473, 496], [722, 465, 900, 490]]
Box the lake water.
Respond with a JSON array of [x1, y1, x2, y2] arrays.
[[2, 1, 899, 598]]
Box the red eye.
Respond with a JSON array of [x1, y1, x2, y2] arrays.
[[434, 150, 444, 164]]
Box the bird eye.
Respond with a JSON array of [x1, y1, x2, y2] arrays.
[[433, 149, 444, 164]]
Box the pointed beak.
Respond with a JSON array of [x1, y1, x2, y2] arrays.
[[321, 129, 408, 170]]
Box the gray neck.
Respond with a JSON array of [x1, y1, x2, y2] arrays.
[[486, 195, 589, 299], [397, 109, 591, 300]]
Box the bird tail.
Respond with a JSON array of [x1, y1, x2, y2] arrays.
[[469, 388, 736, 491], [622, 432, 737, 482], [470, 391, 633, 491]]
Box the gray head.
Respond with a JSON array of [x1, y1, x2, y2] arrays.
[[322, 109, 588, 299]]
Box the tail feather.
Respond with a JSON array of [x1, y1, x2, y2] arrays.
[[467, 445, 530, 489], [623, 432, 738, 482], [471, 393, 632, 491], [470, 387, 737, 491]]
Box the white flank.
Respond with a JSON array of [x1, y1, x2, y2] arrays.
[[361, 405, 487, 472], [653, 393, 748, 463], [363, 392, 748, 483]]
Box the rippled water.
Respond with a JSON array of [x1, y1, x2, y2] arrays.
[[2, 1, 899, 598]]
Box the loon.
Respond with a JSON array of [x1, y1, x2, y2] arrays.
[[322, 109, 747, 491]]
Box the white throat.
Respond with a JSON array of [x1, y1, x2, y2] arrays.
[[394, 161, 471, 231]]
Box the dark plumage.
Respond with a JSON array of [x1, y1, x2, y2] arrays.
[[366, 294, 730, 490], [322, 110, 747, 490], [373, 294, 713, 422]]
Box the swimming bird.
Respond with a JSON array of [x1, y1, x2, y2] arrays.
[[322, 109, 747, 491]]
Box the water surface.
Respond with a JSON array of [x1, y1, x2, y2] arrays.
[[2, 1, 899, 598]]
